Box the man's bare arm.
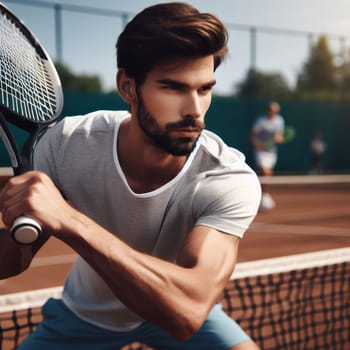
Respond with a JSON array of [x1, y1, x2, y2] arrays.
[[274, 130, 284, 144], [55, 217, 240, 341], [0, 171, 240, 340]]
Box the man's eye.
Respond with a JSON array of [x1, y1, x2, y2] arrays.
[[162, 84, 184, 91], [199, 86, 213, 94]]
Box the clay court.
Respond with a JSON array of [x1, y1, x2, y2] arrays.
[[0, 173, 349, 349], [0, 174, 349, 294]]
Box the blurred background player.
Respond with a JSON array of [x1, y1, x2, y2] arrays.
[[310, 131, 326, 174], [251, 101, 284, 211]]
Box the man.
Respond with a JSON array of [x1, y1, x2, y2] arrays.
[[0, 3, 261, 349], [310, 131, 326, 174], [251, 101, 284, 211]]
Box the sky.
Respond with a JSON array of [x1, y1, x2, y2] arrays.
[[2, 0, 350, 95]]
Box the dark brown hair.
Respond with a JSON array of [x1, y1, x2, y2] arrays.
[[116, 2, 228, 86]]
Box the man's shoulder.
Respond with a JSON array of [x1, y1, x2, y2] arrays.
[[199, 129, 245, 168], [195, 130, 259, 187], [253, 115, 266, 126], [60, 110, 129, 132], [40, 110, 130, 150]]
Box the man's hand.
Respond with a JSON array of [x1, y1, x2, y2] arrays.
[[274, 131, 284, 144], [0, 171, 73, 236]]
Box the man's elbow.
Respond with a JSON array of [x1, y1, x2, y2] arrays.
[[168, 305, 208, 341]]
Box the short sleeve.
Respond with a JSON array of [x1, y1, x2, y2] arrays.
[[193, 169, 261, 238]]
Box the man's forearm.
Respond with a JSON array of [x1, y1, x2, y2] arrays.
[[53, 213, 236, 341], [57, 227, 203, 339]]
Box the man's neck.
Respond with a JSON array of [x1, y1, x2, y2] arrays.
[[117, 118, 187, 193]]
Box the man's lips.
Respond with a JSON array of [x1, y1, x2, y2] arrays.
[[167, 119, 205, 131], [174, 126, 200, 132], [171, 127, 201, 135]]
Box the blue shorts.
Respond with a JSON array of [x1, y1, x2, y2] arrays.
[[18, 298, 250, 350]]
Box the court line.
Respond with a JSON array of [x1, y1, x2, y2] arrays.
[[27, 223, 350, 270], [0, 254, 77, 285], [30, 254, 77, 268], [29, 221, 350, 270], [249, 222, 350, 237], [1, 168, 350, 183], [259, 174, 350, 184]]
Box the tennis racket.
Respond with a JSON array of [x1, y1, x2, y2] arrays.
[[283, 126, 296, 143], [262, 126, 296, 149], [0, 3, 63, 244]]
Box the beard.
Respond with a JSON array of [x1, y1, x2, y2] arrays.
[[136, 94, 205, 156]]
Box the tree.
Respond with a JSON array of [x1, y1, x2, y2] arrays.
[[235, 69, 292, 99], [55, 62, 103, 93], [296, 35, 337, 92]]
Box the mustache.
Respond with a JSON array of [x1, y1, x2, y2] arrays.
[[166, 118, 205, 130]]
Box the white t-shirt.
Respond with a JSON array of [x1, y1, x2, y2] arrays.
[[252, 114, 285, 152], [34, 110, 261, 331]]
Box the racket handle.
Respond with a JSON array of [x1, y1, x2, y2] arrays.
[[11, 217, 42, 245]]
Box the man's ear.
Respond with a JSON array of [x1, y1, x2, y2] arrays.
[[116, 69, 136, 103]]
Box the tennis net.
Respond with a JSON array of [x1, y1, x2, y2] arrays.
[[0, 247, 349, 349]]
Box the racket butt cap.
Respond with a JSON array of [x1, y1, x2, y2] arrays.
[[11, 217, 42, 245]]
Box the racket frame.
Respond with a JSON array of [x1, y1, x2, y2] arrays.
[[0, 2, 64, 244]]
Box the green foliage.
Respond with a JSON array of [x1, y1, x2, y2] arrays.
[[55, 62, 103, 93], [235, 69, 292, 99], [233, 35, 350, 102], [297, 35, 337, 92]]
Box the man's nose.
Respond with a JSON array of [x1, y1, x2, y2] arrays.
[[181, 92, 202, 119]]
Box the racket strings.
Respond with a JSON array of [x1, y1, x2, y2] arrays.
[[0, 13, 57, 122]]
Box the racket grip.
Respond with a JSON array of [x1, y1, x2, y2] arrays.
[[11, 217, 42, 245]]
